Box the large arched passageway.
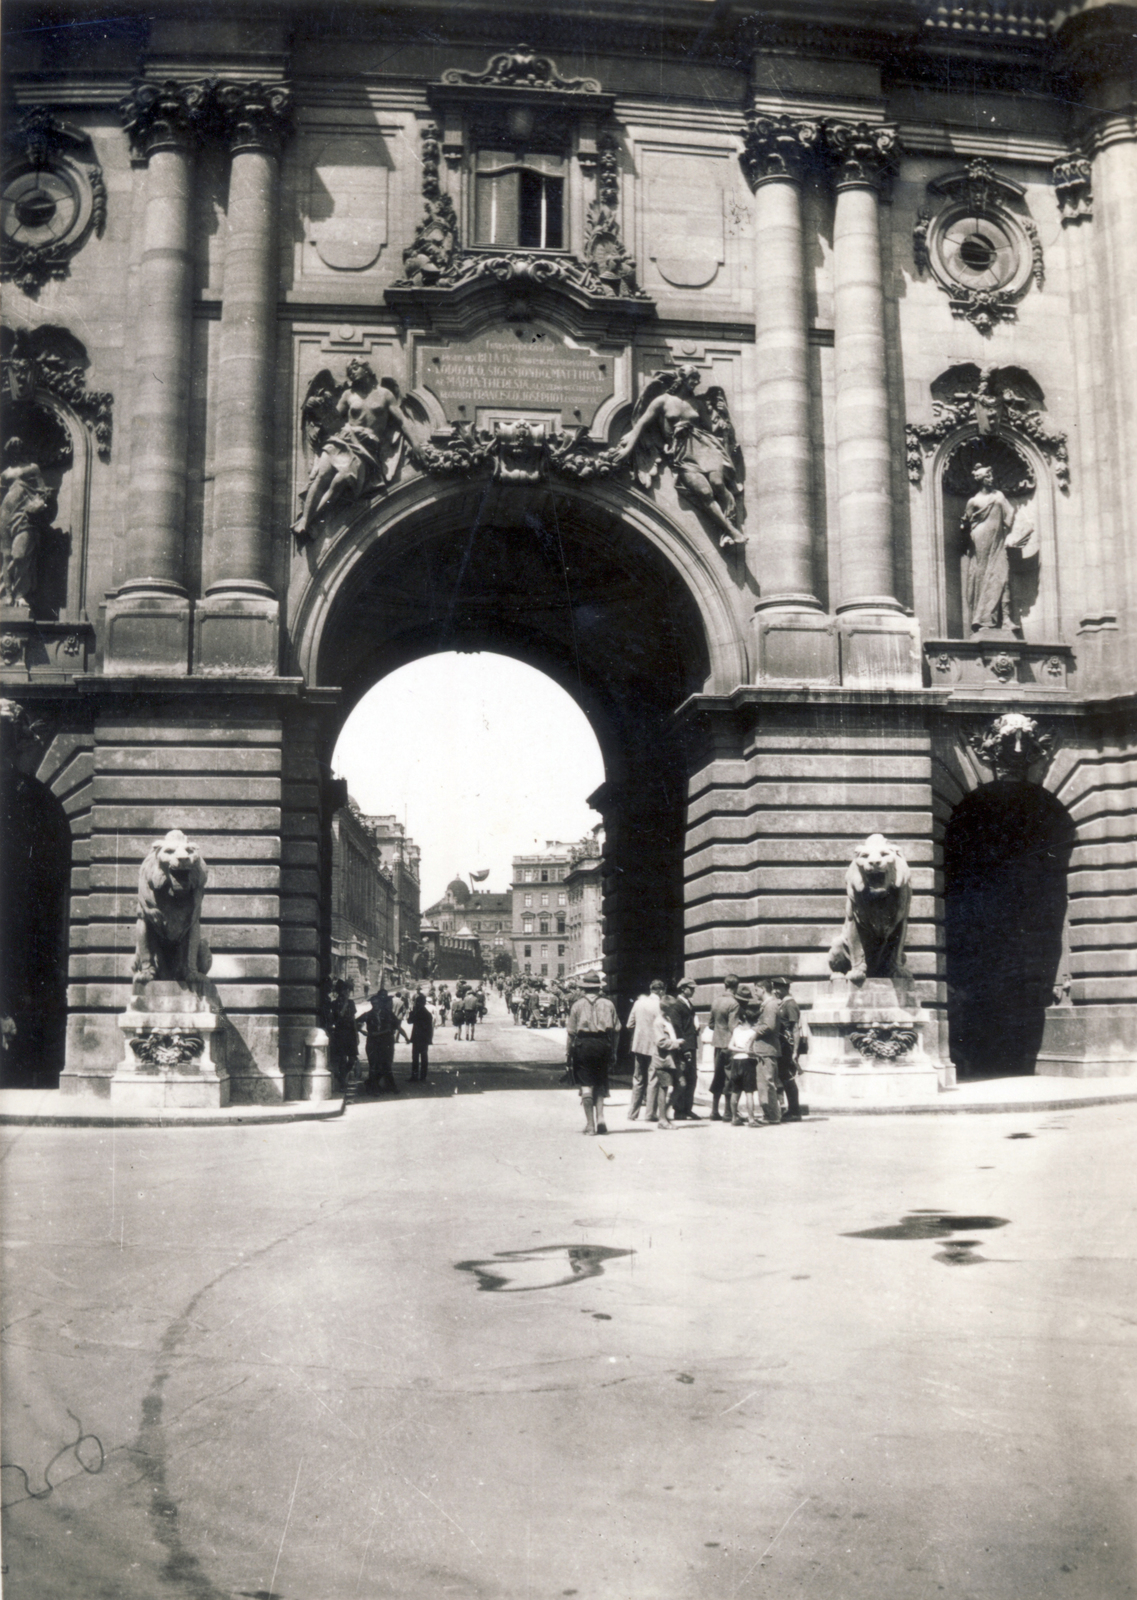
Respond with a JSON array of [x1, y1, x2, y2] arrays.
[[295, 481, 739, 1005]]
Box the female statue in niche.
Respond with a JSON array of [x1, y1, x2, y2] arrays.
[[955, 455, 1037, 635]]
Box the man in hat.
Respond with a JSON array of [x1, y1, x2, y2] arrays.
[[669, 979, 702, 1119], [565, 970, 620, 1135], [770, 974, 804, 1122], [708, 973, 741, 1121]]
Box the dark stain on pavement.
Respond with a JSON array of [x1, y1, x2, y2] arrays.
[[843, 1214, 1009, 1241], [455, 1243, 634, 1292], [1007, 1132, 1034, 1139], [934, 1240, 986, 1265]]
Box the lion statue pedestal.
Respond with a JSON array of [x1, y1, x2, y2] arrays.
[[109, 830, 230, 1109], [797, 833, 946, 1107], [112, 981, 231, 1110], [798, 976, 942, 1108]]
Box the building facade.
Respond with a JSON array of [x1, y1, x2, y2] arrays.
[[564, 832, 605, 979], [422, 877, 512, 969], [3, 0, 1137, 1099], [511, 847, 572, 980], [359, 815, 421, 973], [329, 801, 396, 991]]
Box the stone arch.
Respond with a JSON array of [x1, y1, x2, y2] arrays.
[[286, 475, 749, 1003], [286, 475, 749, 695]]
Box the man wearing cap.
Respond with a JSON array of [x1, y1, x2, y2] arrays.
[[708, 974, 740, 1121], [566, 969, 620, 1135], [751, 978, 784, 1125]]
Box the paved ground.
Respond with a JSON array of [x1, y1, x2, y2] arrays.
[[3, 997, 1136, 1599]]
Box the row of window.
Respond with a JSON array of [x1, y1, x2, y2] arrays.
[[521, 944, 567, 959], [521, 917, 566, 935], [519, 866, 565, 884], [522, 962, 567, 978], [522, 892, 566, 908]]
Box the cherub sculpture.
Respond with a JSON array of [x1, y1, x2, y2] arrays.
[[292, 360, 414, 544], [0, 462, 49, 608], [612, 366, 743, 548]]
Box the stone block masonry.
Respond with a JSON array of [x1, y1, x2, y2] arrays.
[[58, 694, 332, 1103]]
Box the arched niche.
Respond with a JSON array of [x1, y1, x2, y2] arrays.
[[929, 426, 1060, 641]]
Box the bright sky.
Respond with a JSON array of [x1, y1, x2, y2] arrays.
[[332, 652, 606, 910]]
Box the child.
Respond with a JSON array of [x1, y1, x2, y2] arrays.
[[726, 986, 762, 1126]]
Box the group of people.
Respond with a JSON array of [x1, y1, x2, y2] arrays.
[[323, 977, 489, 1095], [566, 971, 806, 1135]]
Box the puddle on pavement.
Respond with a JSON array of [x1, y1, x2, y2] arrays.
[[455, 1243, 634, 1293], [843, 1214, 1009, 1242], [934, 1240, 985, 1265]]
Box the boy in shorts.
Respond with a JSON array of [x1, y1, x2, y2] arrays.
[[726, 986, 761, 1126]]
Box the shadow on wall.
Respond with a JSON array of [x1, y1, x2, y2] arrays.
[[944, 780, 1074, 1076]]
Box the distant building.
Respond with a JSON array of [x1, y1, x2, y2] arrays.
[[511, 844, 575, 980], [360, 816, 421, 972], [422, 876, 512, 972], [565, 831, 605, 979], [330, 801, 396, 991]]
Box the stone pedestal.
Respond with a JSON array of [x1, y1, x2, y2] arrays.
[[798, 976, 941, 1107], [112, 981, 230, 1109]]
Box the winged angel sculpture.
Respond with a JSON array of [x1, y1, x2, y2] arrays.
[[292, 360, 415, 544], [612, 365, 743, 548]]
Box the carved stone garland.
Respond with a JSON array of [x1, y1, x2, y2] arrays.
[[905, 365, 1068, 491], [2, 107, 107, 296], [2, 324, 114, 464]]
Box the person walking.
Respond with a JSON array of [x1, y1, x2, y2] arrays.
[[771, 975, 804, 1121], [329, 978, 358, 1095], [566, 970, 620, 1135], [462, 987, 480, 1041], [626, 980, 665, 1120], [408, 990, 434, 1083], [708, 974, 741, 1121]]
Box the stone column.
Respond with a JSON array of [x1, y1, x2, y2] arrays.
[[105, 82, 212, 675], [197, 82, 293, 676], [743, 112, 837, 683], [825, 122, 919, 686]]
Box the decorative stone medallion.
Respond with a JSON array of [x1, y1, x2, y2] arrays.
[[2, 108, 106, 295]]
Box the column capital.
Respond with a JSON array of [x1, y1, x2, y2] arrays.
[[741, 111, 821, 191], [215, 81, 294, 157], [118, 78, 215, 160], [1052, 152, 1093, 223], [824, 121, 898, 194], [1086, 108, 1137, 154]]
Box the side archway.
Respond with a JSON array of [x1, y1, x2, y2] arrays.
[[944, 781, 1074, 1076]]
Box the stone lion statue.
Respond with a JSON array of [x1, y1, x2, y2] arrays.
[[132, 830, 212, 985], [827, 833, 912, 985]]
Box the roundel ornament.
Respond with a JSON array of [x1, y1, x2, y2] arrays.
[[914, 159, 1043, 335], [2, 108, 105, 296]]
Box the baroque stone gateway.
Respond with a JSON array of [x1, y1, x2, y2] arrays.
[[3, 0, 1137, 1101]]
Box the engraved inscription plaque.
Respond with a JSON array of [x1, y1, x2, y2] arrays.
[[416, 325, 616, 427]]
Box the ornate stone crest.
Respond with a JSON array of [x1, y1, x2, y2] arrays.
[[1052, 154, 1092, 225], [2, 324, 114, 463], [441, 44, 601, 94], [905, 364, 1068, 491], [2, 107, 106, 295], [849, 1025, 918, 1061], [968, 712, 1053, 781], [129, 1030, 206, 1068]]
